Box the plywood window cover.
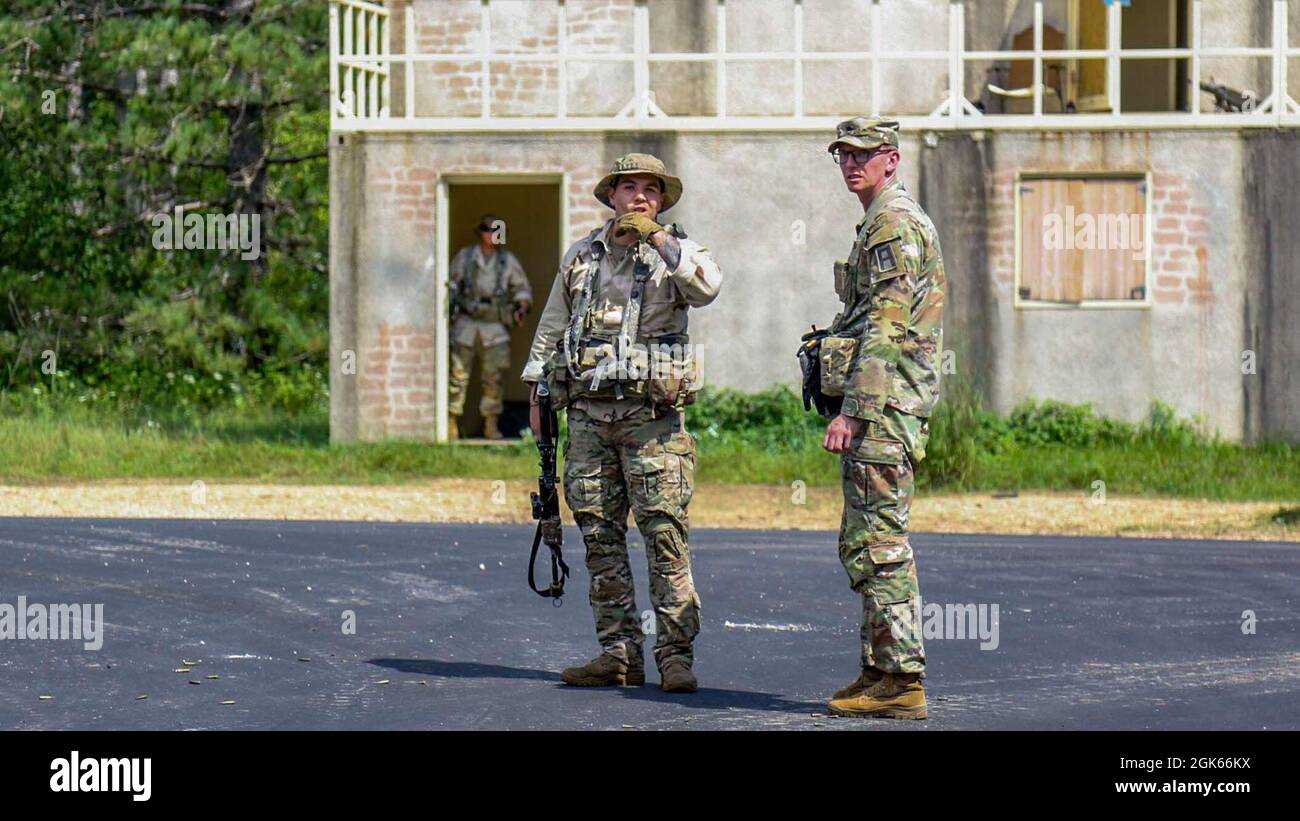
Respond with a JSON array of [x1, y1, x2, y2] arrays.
[[1013, 171, 1154, 310]]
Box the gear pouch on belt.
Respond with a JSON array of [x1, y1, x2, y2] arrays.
[[543, 361, 570, 410], [818, 335, 859, 397], [647, 343, 698, 408]]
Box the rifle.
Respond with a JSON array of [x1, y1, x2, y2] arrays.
[[528, 377, 569, 602], [1198, 80, 1256, 113]]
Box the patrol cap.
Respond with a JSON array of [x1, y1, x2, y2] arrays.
[[594, 153, 683, 212], [828, 116, 901, 154]]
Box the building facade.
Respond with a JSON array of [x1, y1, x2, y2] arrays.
[[329, 0, 1300, 442]]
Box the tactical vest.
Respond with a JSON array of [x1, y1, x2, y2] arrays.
[[453, 248, 512, 323], [545, 227, 697, 410]]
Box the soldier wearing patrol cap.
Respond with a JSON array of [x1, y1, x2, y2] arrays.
[[522, 153, 723, 693], [815, 117, 946, 719]]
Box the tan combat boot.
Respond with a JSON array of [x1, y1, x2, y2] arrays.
[[560, 653, 645, 687], [447, 416, 460, 440], [828, 672, 927, 720], [831, 667, 884, 701], [660, 656, 698, 693], [483, 414, 503, 440]]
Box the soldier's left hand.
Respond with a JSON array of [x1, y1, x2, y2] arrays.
[[823, 413, 864, 454], [614, 212, 663, 243], [513, 299, 531, 324]]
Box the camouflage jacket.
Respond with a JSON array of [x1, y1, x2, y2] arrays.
[[521, 218, 721, 383], [831, 178, 945, 423]]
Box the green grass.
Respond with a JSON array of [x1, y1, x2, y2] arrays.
[[0, 405, 537, 484], [0, 389, 1296, 503], [692, 435, 1300, 501]]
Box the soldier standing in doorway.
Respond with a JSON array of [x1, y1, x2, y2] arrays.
[[448, 213, 532, 439], [522, 154, 722, 693]]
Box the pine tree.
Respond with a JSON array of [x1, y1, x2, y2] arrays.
[[0, 0, 329, 411]]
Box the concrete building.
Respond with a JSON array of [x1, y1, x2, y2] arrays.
[[329, 0, 1300, 443]]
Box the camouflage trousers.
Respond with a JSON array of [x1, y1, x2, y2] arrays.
[[448, 318, 511, 417], [562, 403, 700, 668], [838, 418, 926, 675]]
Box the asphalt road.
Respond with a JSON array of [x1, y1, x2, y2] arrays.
[[1, 518, 1296, 730]]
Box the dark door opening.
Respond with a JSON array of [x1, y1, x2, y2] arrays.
[[447, 181, 561, 439]]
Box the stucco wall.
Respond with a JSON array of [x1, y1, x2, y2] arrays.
[[330, 126, 1296, 442], [329, 0, 1294, 442]]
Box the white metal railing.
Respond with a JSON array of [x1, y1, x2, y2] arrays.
[[329, 0, 1300, 132], [331, 0, 390, 120]]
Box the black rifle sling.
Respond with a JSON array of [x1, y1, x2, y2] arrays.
[[528, 392, 569, 601]]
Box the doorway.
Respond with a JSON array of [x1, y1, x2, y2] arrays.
[[437, 175, 565, 441]]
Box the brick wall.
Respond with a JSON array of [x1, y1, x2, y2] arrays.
[[967, 131, 1244, 433], [1149, 172, 1214, 307], [408, 0, 633, 119], [982, 163, 1214, 307], [359, 322, 436, 438], [367, 162, 436, 234]]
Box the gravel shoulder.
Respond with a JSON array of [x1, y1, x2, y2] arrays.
[[2, 480, 1296, 542]]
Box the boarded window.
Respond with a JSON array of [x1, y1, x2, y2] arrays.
[[1017, 175, 1148, 304]]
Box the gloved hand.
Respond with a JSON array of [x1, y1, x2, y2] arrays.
[[613, 212, 663, 244]]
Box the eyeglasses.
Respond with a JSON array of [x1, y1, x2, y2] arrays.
[[830, 146, 884, 166]]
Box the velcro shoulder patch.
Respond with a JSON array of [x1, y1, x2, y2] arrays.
[[873, 242, 897, 274]]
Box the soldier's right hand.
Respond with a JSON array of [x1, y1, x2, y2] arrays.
[[613, 211, 663, 244], [529, 384, 542, 439], [823, 413, 864, 454]]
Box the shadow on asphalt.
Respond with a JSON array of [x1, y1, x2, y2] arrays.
[[372, 658, 561, 683], [370, 658, 824, 714]]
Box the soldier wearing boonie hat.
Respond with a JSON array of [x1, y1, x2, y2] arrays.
[[522, 152, 723, 694], [812, 116, 946, 720]]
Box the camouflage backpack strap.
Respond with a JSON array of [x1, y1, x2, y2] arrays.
[[562, 227, 604, 373], [617, 242, 653, 351], [494, 247, 509, 294]]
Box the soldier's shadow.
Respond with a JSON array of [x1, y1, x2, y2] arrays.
[[370, 658, 823, 714]]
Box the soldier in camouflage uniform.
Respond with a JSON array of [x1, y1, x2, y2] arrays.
[[448, 214, 532, 440], [817, 118, 945, 720], [522, 154, 722, 693]]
